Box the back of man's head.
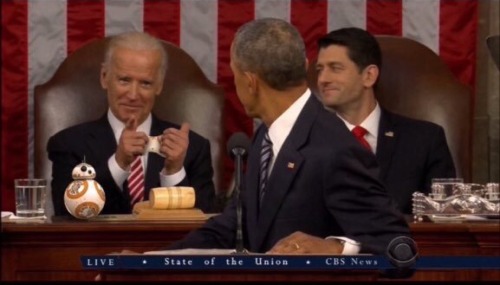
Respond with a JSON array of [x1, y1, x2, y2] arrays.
[[318, 27, 382, 73], [232, 18, 307, 91]]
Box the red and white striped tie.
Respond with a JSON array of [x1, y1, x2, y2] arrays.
[[128, 156, 145, 206]]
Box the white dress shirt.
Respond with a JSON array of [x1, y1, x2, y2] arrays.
[[106, 110, 186, 191]]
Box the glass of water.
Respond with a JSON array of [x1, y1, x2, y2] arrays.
[[14, 178, 47, 217], [430, 178, 464, 199]]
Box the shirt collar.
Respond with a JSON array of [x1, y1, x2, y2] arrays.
[[337, 102, 381, 138], [267, 89, 311, 153], [107, 109, 152, 143]]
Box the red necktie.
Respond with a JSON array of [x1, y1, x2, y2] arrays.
[[352, 126, 372, 152], [128, 156, 145, 206]]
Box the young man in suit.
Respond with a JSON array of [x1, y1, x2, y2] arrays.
[[316, 28, 456, 214], [168, 18, 409, 255], [48, 32, 216, 215]]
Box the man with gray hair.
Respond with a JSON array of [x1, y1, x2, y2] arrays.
[[168, 18, 409, 255], [48, 31, 216, 215]]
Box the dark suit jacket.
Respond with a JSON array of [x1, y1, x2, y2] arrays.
[[169, 95, 410, 254], [47, 115, 216, 215], [377, 109, 456, 214]]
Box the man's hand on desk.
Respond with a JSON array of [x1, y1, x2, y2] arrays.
[[266, 231, 344, 255]]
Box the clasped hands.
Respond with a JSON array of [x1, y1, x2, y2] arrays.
[[116, 116, 190, 175]]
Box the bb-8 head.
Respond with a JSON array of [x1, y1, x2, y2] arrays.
[[64, 162, 105, 219]]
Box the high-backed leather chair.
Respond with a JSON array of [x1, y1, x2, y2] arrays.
[[34, 38, 225, 216], [487, 34, 500, 69], [308, 35, 472, 182]]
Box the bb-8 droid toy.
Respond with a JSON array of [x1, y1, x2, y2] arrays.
[[64, 162, 106, 219]]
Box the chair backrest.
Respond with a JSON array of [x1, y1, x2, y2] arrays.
[[486, 34, 499, 69], [308, 35, 472, 181], [34, 38, 225, 215]]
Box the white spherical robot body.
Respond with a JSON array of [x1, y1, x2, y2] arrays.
[[64, 162, 106, 219]]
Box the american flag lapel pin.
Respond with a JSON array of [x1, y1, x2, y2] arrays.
[[287, 162, 295, 169], [385, 131, 394, 137]]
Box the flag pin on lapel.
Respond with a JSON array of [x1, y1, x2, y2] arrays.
[[287, 162, 295, 169], [385, 131, 394, 137]]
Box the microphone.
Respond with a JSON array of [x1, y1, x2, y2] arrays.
[[382, 236, 418, 278], [227, 132, 251, 254], [227, 132, 251, 160]]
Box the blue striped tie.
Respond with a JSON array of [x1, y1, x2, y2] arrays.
[[259, 132, 273, 204]]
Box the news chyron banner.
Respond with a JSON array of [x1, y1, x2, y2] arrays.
[[81, 255, 500, 270]]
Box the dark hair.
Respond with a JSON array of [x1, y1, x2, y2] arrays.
[[317, 27, 382, 72], [232, 18, 307, 91]]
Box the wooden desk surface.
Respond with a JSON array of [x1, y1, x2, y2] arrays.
[[1, 216, 499, 281]]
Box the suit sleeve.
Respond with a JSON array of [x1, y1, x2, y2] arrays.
[[47, 133, 130, 216], [47, 135, 82, 216], [167, 193, 238, 250], [422, 126, 456, 193], [178, 133, 217, 213], [325, 144, 411, 254]]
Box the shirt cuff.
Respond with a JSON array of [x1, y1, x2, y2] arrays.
[[326, 236, 361, 255], [160, 167, 186, 186], [108, 154, 128, 191]]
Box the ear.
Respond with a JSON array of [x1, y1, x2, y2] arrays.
[[156, 76, 164, 97], [244, 71, 257, 94], [363, 64, 379, 88], [100, 64, 108, 89]]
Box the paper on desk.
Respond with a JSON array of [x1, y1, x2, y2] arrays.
[[1, 211, 47, 221], [429, 214, 489, 222], [144, 248, 247, 255], [8, 215, 47, 220], [1, 211, 14, 218]]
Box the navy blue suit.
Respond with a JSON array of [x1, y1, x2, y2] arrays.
[[169, 95, 410, 254], [376, 109, 456, 214], [47, 115, 216, 215]]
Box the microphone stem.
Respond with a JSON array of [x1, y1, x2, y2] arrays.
[[235, 154, 246, 254]]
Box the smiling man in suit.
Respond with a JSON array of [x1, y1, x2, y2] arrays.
[[168, 18, 409, 255], [48, 31, 216, 215], [316, 28, 456, 214]]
